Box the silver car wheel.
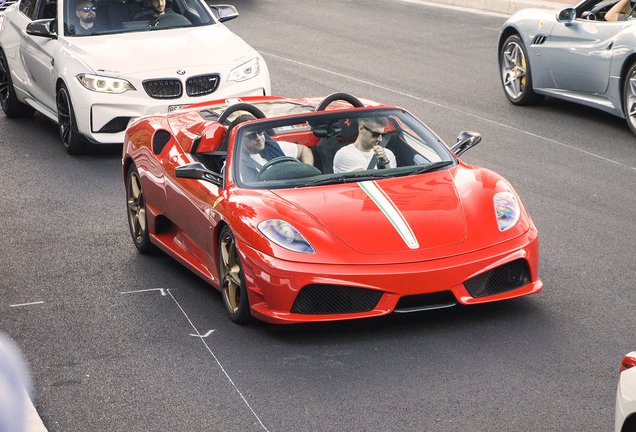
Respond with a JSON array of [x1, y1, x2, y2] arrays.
[[625, 69, 636, 131], [501, 41, 527, 100]]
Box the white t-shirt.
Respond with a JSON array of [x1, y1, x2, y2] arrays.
[[333, 144, 396, 173], [249, 141, 298, 166]]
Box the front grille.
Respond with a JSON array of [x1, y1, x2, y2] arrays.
[[464, 259, 531, 298], [152, 130, 172, 155], [143, 79, 182, 99], [186, 74, 220, 97], [290, 284, 383, 315], [394, 291, 457, 313]]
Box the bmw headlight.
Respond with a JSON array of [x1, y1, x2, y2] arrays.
[[494, 192, 520, 232], [227, 58, 260, 83], [77, 74, 135, 94], [258, 220, 315, 254]]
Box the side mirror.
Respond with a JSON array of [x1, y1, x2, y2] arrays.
[[451, 131, 481, 157], [208, 4, 238, 22], [26, 19, 57, 39], [175, 162, 223, 187], [556, 7, 576, 23]]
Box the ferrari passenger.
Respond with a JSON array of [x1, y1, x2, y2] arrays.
[[333, 116, 397, 173]]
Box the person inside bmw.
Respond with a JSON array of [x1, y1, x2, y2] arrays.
[[73, 0, 101, 34], [333, 116, 397, 173], [231, 114, 314, 182], [135, 0, 176, 22]]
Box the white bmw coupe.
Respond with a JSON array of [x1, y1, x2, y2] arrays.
[[0, 0, 270, 153]]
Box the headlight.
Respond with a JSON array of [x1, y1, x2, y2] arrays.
[[77, 74, 135, 94], [258, 220, 315, 254], [227, 58, 260, 82], [494, 192, 520, 232]]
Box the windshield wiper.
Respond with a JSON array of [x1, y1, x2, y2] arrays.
[[308, 173, 390, 186], [409, 160, 453, 176]]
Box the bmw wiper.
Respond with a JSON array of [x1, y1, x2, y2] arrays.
[[409, 160, 453, 176], [308, 173, 390, 186]]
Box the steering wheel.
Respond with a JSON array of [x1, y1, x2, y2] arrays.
[[315, 92, 365, 111], [217, 102, 266, 124], [256, 156, 299, 180], [153, 13, 191, 27]]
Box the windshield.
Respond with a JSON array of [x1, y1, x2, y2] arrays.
[[232, 108, 455, 189], [63, 0, 214, 36]]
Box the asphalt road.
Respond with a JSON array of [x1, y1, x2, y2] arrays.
[[1, 0, 636, 430]]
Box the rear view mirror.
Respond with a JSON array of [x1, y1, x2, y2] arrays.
[[556, 7, 576, 23], [451, 131, 481, 157], [208, 4, 239, 22]]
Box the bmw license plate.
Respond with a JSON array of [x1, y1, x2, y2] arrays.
[[168, 104, 188, 112]]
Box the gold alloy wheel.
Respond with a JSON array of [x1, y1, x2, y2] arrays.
[[220, 230, 243, 315], [127, 170, 147, 246]]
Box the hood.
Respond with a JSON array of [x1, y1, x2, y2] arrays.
[[272, 171, 467, 254], [62, 25, 252, 76]]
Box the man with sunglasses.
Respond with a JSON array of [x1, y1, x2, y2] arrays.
[[333, 117, 396, 173], [229, 114, 314, 182], [72, 0, 102, 34]]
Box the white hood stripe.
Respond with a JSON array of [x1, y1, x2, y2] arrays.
[[359, 181, 419, 249]]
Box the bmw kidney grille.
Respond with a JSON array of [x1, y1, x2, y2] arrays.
[[143, 74, 220, 100]]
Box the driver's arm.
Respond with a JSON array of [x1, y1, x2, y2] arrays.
[[295, 144, 314, 166], [606, 0, 630, 21]]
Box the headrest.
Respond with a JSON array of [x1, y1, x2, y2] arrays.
[[193, 122, 226, 154]]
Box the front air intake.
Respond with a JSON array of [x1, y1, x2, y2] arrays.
[[290, 284, 383, 315], [464, 259, 531, 298], [152, 130, 172, 155]]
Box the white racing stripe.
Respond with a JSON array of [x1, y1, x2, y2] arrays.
[[359, 181, 419, 249]]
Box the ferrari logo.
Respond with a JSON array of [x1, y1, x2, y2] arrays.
[[539, 20, 545, 29], [213, 197, 223, 209]]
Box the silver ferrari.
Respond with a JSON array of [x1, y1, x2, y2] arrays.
[[498, 1, 636, 133]]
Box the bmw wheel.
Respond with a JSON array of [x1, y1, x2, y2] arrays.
[[0, 49, 35, 118], [126, 165, 156, 254], [57, 83, 84, 154], [623, 62, 636, 135], [218, 226, 251, 323], [499, 35, 543, 105]]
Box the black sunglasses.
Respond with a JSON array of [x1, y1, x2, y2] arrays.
[[245, 131, 264, 140], [78, 6, 97, 11], [362, 125, 387, 139]]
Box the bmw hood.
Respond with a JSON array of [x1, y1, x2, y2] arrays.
[[63, 25, 254, 76], [271, 171, 467, 255]]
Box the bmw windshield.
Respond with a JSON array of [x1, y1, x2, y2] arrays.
[[63, 0, 215, 36]]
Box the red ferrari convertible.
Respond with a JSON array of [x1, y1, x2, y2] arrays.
[[122, 93, 542, 324]]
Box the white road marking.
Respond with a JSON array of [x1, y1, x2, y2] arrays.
[[190, 330, 215, 338], [9, 301, 44, 308], [166, 290, 268, 431], [398, 0, 510, 17], [121, 288, 168, 296], [261, 52, 636, 172]]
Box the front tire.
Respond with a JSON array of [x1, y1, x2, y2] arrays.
[[56, 84, 85, 154], [126, 165, 156, 254], [218, 226, 251, 323], [0, 49, 35, 118], [499, 34, 543, 105], [623, 62, 636, 135]]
